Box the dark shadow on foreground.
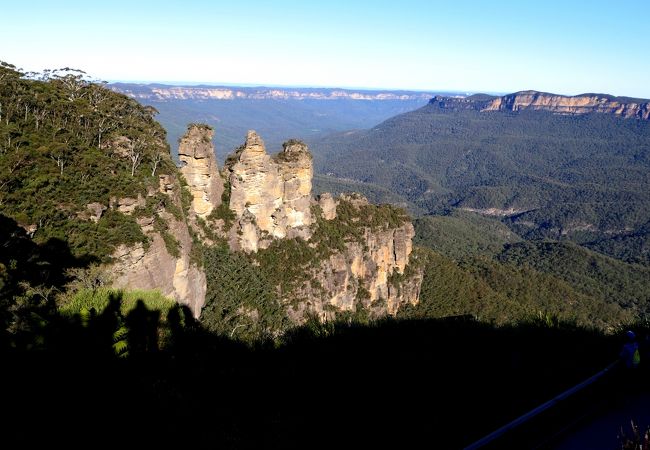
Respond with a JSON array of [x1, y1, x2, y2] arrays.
[[3, 293, 649, 449], [2, 216, 647, 448]]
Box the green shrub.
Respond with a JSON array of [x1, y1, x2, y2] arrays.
[[60, 288, 175, 316]]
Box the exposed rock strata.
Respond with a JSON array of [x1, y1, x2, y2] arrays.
[[225, 131, 313, 250], [286, 197, 422, 322], [111, 84, 434, 102], [110, 171, 206, 317], [111, 210, 206, 317], [430, 90, 650, 120], [317, 193, 338, 220], [111, 125, 422, 322], [178, 125, 224, 218]]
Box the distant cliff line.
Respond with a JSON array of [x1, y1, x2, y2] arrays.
[[110, 83, 439, 101], [430, 90, 650, 120]]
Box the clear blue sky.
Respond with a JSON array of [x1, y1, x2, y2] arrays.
[[2, 0, 649, 97]]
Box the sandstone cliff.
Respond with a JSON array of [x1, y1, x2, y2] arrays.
[[178, 124, 224, 218], [190, 131, 424, 323], [283, 194, 423, 322], [103, 128, 210, 317], [109, 172, 206, 317], [224, 131, 313, 251], [242, 191, 424, 324], [111, 84, 434, 102], [430, 90, 650, 120]]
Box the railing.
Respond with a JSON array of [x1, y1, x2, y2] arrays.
[[463, 360, 620, 450]]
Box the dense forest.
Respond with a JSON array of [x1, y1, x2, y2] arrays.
[[409, 211, 650, 327], [0, 62, 177, 262], [311, 102, 650, 265]]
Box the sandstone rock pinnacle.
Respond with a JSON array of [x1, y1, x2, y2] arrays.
[[226, 131, 313, 249], [178, 124, 224, 218]]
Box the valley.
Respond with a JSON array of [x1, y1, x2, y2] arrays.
[[109, 83, 440, 161], [2, 64, 649, 449]]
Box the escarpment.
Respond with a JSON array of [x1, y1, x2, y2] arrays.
[[108, 156, 207, 317], [430, 90, 650, 120], [279, 194, 423, 322]]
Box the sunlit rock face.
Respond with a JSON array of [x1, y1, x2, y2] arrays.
[[276, 139, 314, 233], [221, 134, 422, 320], [225, 131, 312, 251], [286, 196, 422, 323], [110, 125, 422, 321], [485, 91, 650, 119], [430, 90, 650, 120], [178, 124, 224, 219]]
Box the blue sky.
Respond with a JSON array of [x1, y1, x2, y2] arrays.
[[2, 0, 649, 97]]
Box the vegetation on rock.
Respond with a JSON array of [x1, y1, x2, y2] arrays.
[[0, 61, 177, 263]]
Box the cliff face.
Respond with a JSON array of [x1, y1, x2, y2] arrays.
[[102, 127, 216, 317], [430, 90, 650, 120], [178, 125, 224, 218], [111, 212, 206, 317], [286, 195, 422, 322], [225, 131, 313, 251], [109, 172, 206, 317], [110, 84, 434, 102]]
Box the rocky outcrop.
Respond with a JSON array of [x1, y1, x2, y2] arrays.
[[109, 195, 146, 214], [111, 221, 206, 317], [286, 196, 422, 322], [217, 132, 422, 321], [317, 193, 338, 220], [430, 91, 650, 120], [110, 125, 421, 322], [225, 131, 313, 250], [276, 139, 314, 232], [76, 202, 106, 223], [110, 174, 207, 317], [178, 124, 224, 218]]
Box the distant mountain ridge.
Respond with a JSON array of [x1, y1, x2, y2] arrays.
[[311, 91, 650, 264], [430, 90, 650, 120], [109, 83, 440, 159], [110, 83, 437, 102]]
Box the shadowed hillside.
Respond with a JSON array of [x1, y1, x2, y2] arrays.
[[2, 290, 636, 449]]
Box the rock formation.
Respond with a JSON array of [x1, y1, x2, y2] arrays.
[[225, 131, 313, 251], [178, 125, 224, 218], [110, 126, 421, 322], [111, 208, 206, 317], [276, 139, 314, 232], [430, 90, 650, 120], [317, 193, 338, 220], [108, 170, 207, 317], [214, 132, 423, 321], [286, 195, 422, 322], [111, 84, 434, 102]]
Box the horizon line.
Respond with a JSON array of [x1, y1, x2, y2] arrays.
[[107, 79, 490, 95]]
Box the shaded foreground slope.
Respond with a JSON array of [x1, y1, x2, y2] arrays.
[[2, 290, 634, 449]]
